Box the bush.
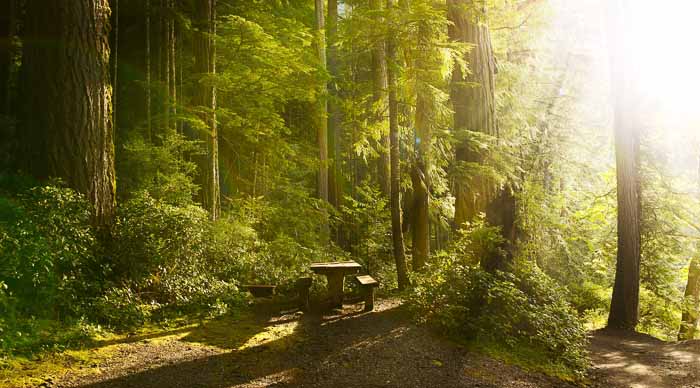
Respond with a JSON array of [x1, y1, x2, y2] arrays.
[[407, 223, 588, 376], [104, 191, 247, 327], [0, 184, 100, 318]]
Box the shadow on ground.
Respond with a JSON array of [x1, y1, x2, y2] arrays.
[[64, 299, 570, 388], [588, 328, 700, 388]]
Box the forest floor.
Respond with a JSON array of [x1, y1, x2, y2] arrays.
[[5, 298, 700, 388], [587, 328, 700, 388]]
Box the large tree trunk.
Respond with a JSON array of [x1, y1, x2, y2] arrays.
[[193, 0, 220, 220], [386, 0, 410, 290], [371, 0, 390, 197], [679, 256, 700, 340], [607, 0, 641, 330], [20, 0, 116, 229], [315, 0, 329, 203], [448, 0, 497, 229]]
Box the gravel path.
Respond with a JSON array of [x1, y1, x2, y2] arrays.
[[49, 298, 573, 388], [588, 328, 700, 388]]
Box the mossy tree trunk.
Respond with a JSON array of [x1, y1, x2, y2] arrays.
[[448, 0, 497, 230], [20, 0, 116, 229], [448, 1, 518, 272]]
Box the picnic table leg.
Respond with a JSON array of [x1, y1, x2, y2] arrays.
[[327, 272, 345, 309]]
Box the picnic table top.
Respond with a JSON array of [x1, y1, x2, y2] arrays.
[[309, 261, 362, 273]]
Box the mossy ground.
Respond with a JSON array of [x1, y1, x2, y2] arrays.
[[0, 307, 301, 388]]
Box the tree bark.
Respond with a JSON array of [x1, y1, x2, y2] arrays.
[[0, 0, 13, 116], [20, 0, 116, 229], [315, 0, 329, 204], [145, 0, 152, 142], [371, 0, 390, 197], [327, 0, 342, 210], [607, 0, 641, 330], [193, 0, 220, 220], [678, 156, 700, 340], [386, 0, 410, 290], [680, 256, 700, 340], [448, 0, 497, 229], [410, 21, 432, 272]]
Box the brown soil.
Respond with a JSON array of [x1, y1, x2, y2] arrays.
[[45, 298, 574, 388]]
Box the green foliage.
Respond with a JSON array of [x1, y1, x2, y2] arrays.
[[407, 222, 588, 376], [118, 132, 201, 205], [107, 191, 246, 326], [0, 184, 101, 319]]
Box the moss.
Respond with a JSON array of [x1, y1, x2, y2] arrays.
[[0, 345, 117, 388], [0, 311, 304, 387], [466, 339, 583, 383]]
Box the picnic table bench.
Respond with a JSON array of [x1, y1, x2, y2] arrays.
[[310, 261, 362, 308], [354, 275, 379, 311]]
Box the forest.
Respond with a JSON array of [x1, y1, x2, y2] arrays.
[[2, 0, 700, 387]]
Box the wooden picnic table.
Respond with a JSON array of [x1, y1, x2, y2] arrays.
[[310, 261, 362, 308]]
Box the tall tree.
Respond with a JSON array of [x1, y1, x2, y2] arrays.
[[371, 0, 391, 197], [0, 0, 14, 116], [327, 0, 342, 210], [386, 0, 410, 290], [448, 0, 497, 229], [315, 0, 329, 203], [448, 1, 515, 272], [607, 0, 641, 330], [409, 13, 435, 272], [193, 0, 221, 220], [20, 0, 116, 228]]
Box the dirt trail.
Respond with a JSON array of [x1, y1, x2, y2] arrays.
[[588, 328, 700, 388], [47, 298, 572, 388], [28, 299, 700, 388]]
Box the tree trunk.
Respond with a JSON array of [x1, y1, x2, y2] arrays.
[[607, 0, 641, 330], [327, 0, 342, 211], [193, 0, 220, 220], [448, 0, 497, 229], [680, 256, 700, 340], [678, 156, 700, 340], [386, 0, 410, 290], [410, 21, 432, 272], [145, 0, 152, 142], [315, 0, 329, 204], [20, 0, 116, 229], [0, 0, 13, 116], [411, 162, 429, 271], [371, 0, 390, 197]]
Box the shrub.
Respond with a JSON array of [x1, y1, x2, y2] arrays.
[[407, 223, 588, 376], [91, 286, 154, 329], [105, 191, 247, 326], [0, 184, 100, 318]]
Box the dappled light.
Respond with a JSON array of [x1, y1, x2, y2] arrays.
[[3, 0, 700, 387]]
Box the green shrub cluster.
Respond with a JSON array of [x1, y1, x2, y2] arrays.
[[0, 179, 333, 354], [407, 223, 589, 376]]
